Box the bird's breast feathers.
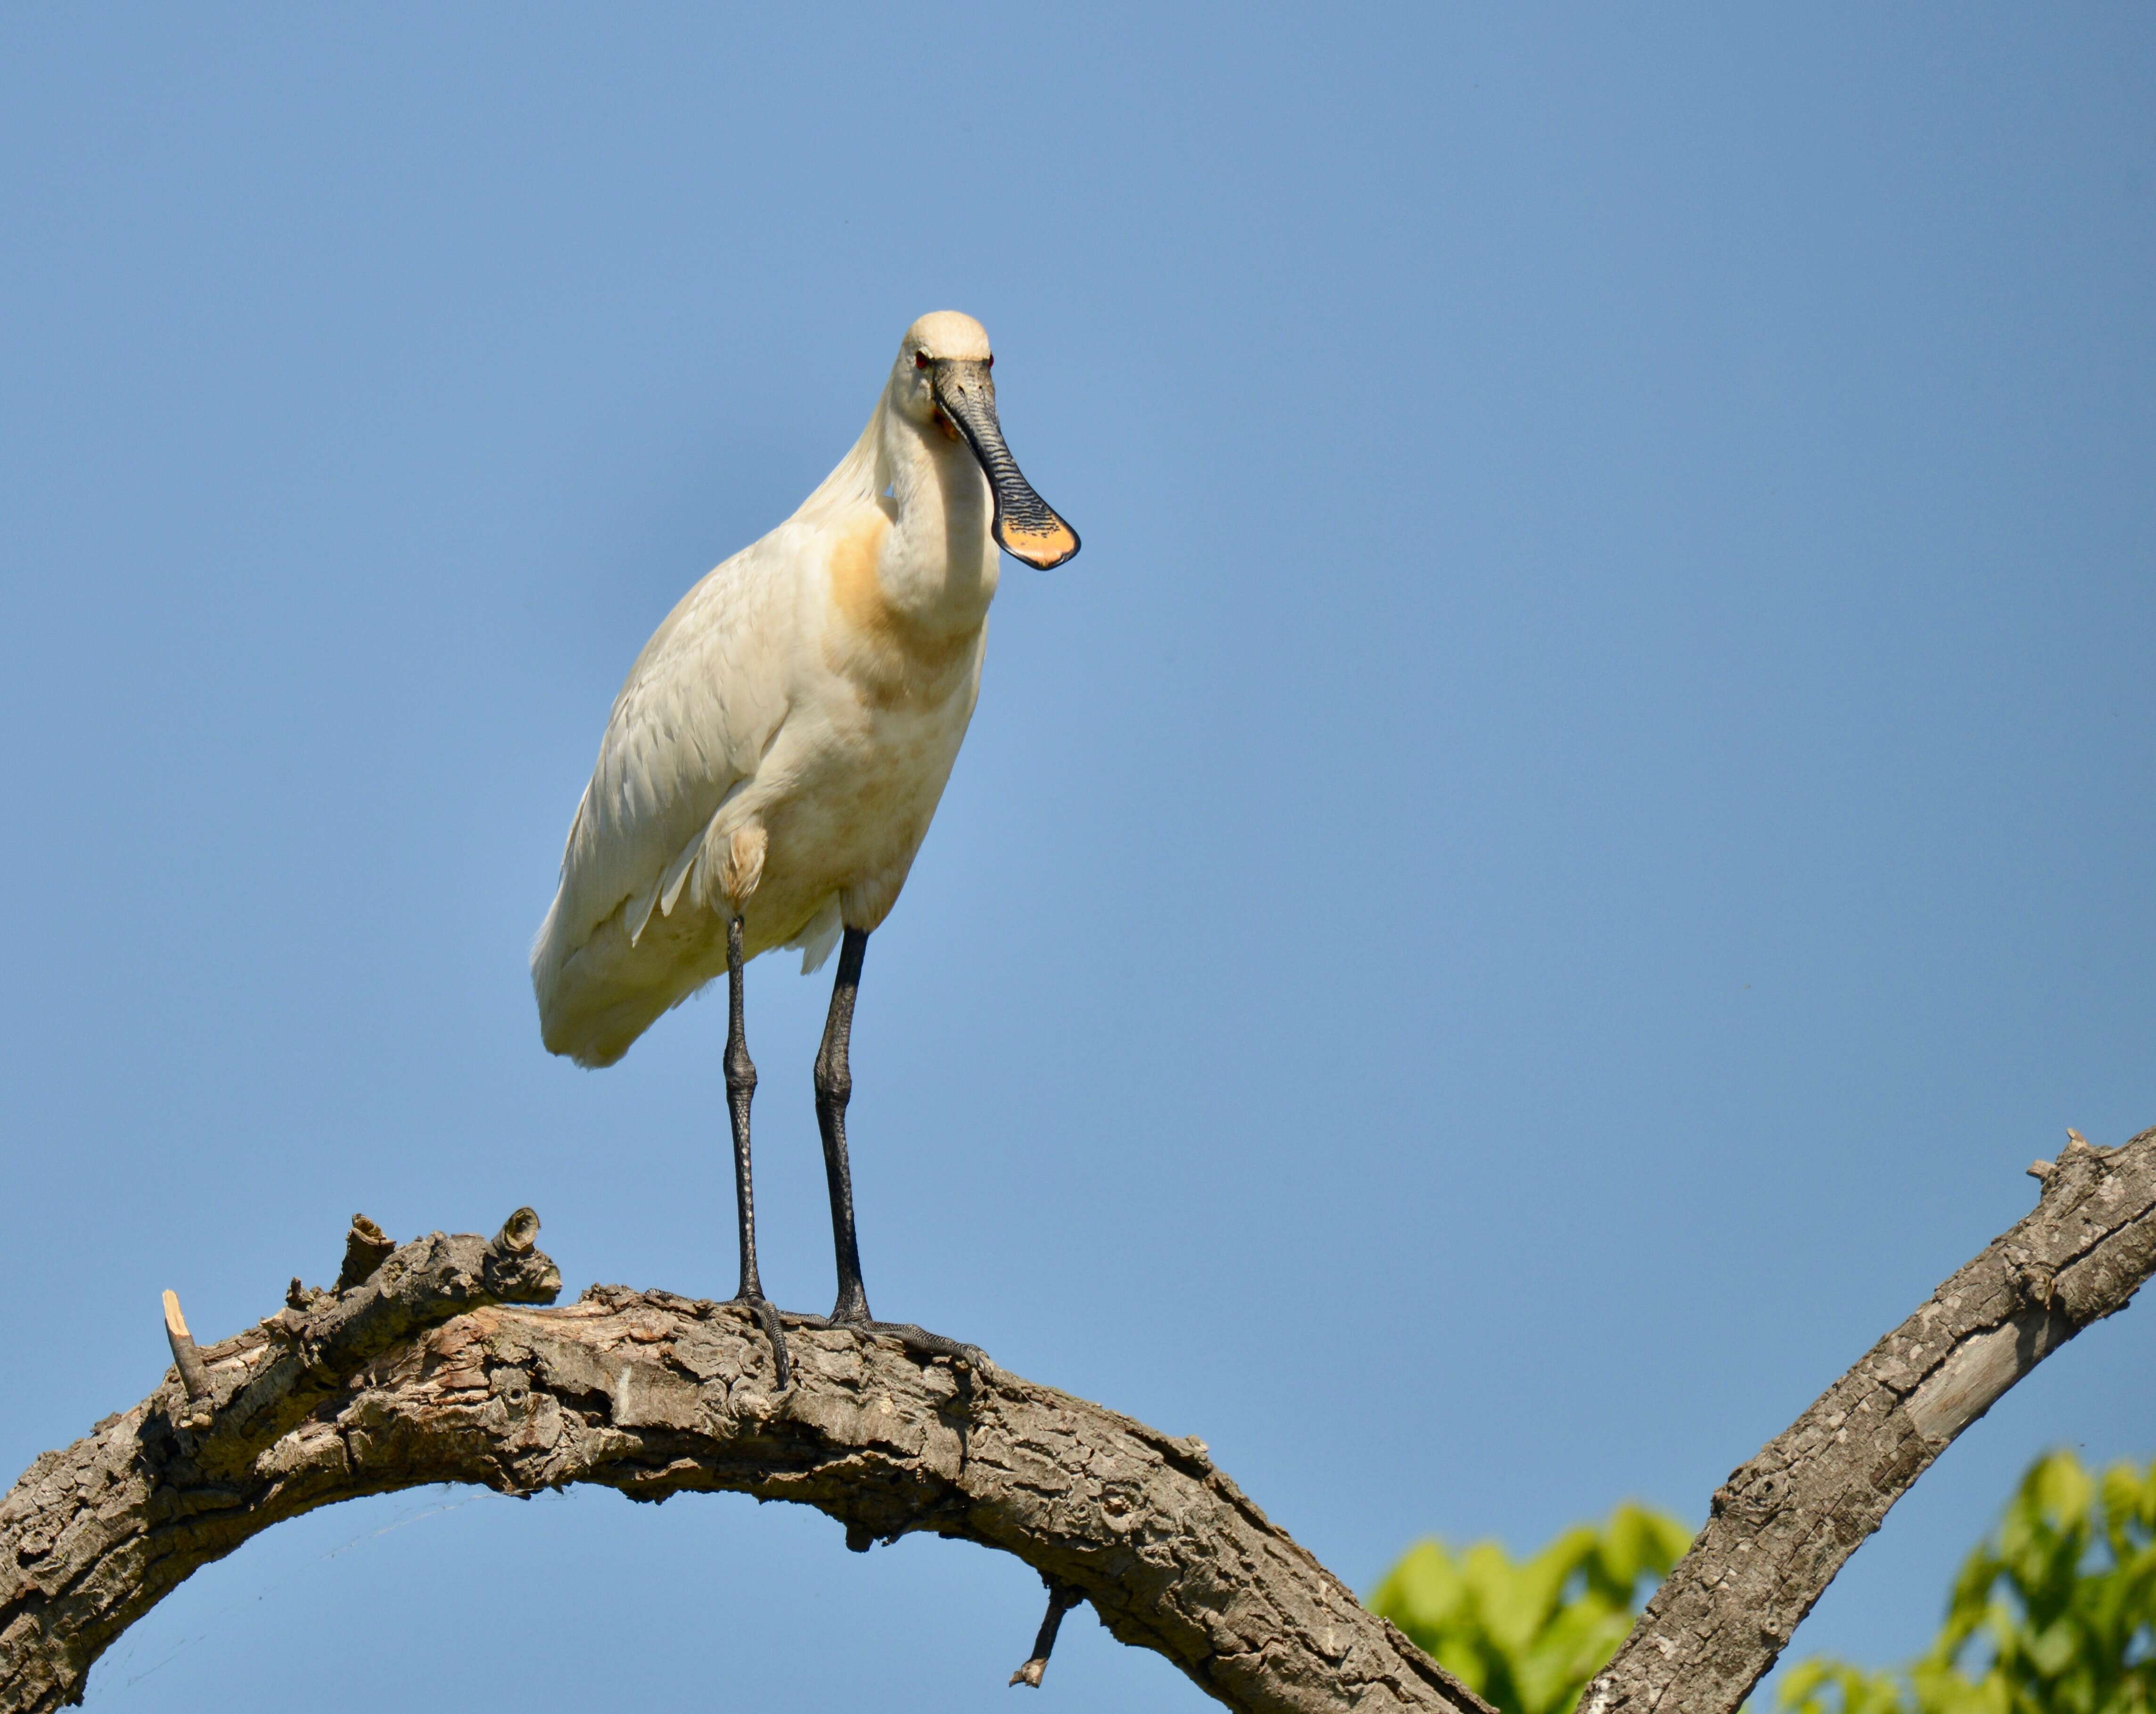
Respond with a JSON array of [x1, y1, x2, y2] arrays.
[[819, 510, 988, 714]]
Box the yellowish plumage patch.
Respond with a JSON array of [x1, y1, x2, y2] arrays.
[[825, 511, 984, 709]]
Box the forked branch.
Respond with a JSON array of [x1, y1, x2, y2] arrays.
[[5, 1125, 2153, 1714]]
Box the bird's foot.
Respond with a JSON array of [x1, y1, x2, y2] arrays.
[[790, 1310, 990, 1373], [731, 1293, 792, 1389]]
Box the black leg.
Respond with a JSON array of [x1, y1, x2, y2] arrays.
[[810, 926, 989, 1371], [814, 928, 872, 1324], [724, 914, 790, 1388]]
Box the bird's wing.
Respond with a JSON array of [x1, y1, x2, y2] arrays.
[[539, 526, 803, 975]]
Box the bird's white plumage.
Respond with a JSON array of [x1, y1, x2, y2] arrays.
[[533, 313, 1020, 1067]]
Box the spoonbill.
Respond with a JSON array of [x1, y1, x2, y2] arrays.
[[532, 312, 1078, 1384]]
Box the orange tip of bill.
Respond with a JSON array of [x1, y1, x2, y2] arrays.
[[997, 513, 1080, 570]]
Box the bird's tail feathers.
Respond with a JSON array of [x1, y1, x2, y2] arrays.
[[790, 895, 843, 974]]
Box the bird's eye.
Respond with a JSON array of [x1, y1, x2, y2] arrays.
[[913, 351, 930, 370], [984, 354, 993, 369]]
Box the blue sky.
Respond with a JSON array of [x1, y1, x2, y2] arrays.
[[2, 5, 2151, 1709]]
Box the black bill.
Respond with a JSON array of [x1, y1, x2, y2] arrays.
[[932, 360, 1081, 569]]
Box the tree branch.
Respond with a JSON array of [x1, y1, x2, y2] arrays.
[[1583, 1125, 2156, 1714], [0, 1214, 1488, 1714], [11, 1125, 2152, 1714], [0, 1212, 562, 1713]]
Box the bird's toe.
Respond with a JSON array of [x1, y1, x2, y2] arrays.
[[731, 1293, 793, 1389], [860, 1318, 991, 1372]]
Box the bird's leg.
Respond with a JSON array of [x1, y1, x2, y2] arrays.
[[724, 914, 790, 1389], [809, 927, 989, 1370], [813, 928, 872, 1325]]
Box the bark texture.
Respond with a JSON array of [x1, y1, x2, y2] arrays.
[[7, 1127, 2152, 1714], [0, 1215, 1486, 1714], [0, 1217, 561, 1713], [1579, 1126, 2156, 1714]]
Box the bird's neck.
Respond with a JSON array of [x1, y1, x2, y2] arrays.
[[871, 404, 1001, 635]]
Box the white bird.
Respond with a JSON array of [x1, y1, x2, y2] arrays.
[[533, 312, 1078, 1383]]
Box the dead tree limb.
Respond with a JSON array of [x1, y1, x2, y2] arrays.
[[0, 1212, 1487, 1714], [7, 1125, 2153, 1714], [1585, 1125, 2156, 1714]]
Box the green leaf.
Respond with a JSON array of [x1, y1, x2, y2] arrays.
[[1372, 1451, 2156, 1714], [1792, 1450, 2156, 1714], [1366, 1503, 1692, 1714]]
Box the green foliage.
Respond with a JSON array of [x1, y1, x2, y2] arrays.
[[1779, 1451, 2156, 1714], [1366, 1502, 1695, 1714], [1370, 1453, 2156, 1714]]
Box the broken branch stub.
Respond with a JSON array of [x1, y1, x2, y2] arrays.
[[158, 1291, 212, 1429], [494, 1206, 541, 1256], [1010, 1576, 1086, 1688], [335, 1213, 396, 1292]]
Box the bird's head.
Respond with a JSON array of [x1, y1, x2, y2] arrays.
[[889, 311, 1080, 570]]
